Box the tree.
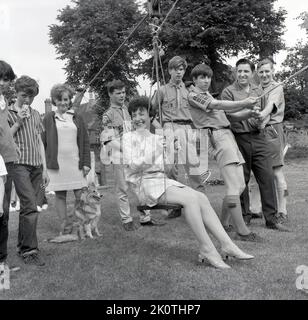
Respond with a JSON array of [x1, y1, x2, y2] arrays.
[[49, 0, 144, 116], [277, 12, 308, 119], [50, 0, 286, 108], [136, 0, 286, 93], [298, 11, 308, 33]]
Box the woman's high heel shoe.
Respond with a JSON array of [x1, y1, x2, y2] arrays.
[[221, 248, 254, 261], [198, 253, 231, 269]]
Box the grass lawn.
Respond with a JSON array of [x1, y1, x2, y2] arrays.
[[1, 159, 308, 300]]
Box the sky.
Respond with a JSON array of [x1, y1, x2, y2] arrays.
[[0, 0, 307, 114]]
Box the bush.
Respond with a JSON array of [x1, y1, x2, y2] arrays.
[[284, 87, 307, 120]]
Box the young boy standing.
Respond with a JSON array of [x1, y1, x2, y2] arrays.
[[221, 58, 289, 232], [5, 76, 49, 266], [151, 56, 205, 218], [188, 64, 261, 241], [257, 58, 289, 222], [101, 80, 162, 231], [0, 60, 19, 265]]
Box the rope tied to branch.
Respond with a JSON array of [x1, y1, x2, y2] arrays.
[[81, 0, 181, 95]]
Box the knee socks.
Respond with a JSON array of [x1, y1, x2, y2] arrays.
[[223, 195, 250, 235], [276, 185, 288, 216], [221, 197, 231, 227]]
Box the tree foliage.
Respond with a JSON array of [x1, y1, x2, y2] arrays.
[[49, 0, 144, 115], [136, 0, 286, 92], [298, 11, 308, 33], [49, 0, 286, 112], [277, 12, 308, 120]]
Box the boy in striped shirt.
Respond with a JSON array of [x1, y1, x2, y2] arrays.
[[7, 76, 49, 266]]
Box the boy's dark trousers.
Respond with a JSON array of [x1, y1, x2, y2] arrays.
[[36, 165, 47, 207], [0, 163, 42, 262], [233, 131, 278, 227]]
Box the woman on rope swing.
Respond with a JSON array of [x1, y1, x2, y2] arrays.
[[108, 95, 254, 269]]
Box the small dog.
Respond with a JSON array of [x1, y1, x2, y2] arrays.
[[47, 183, 103, 243], [75, 183, 103, 239]]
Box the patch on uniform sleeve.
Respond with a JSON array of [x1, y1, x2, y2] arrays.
[[192, 92, 212, 109]]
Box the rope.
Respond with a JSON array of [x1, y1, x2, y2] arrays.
[[157, 0, 181, 34], [81, 0, 181, 95], [81, 14, 149, 95], [138, 0, 181, 206], [148, 57, 156, 114], [152, 35, 167, 201]]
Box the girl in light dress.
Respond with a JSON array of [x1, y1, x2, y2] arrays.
[[42, 84, 91, 235], [109, 96, 254, 269]]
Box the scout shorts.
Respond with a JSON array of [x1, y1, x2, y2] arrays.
[[209, 128, 245, 169]]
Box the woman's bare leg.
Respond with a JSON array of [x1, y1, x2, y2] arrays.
[[161, 186, 220, 256], [197, 192, 253, 258], [197, 192, 237, 248], [55, 190, 68, 234]]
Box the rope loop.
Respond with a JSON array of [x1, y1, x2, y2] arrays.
[[149, 22, 160, 36]]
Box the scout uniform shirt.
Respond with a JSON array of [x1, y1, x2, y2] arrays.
[[152, 81, 193, 123], [100, 103, 132, 164], [188, 87, 230, 129], [260, 81, 285, 125], [221, 82, 263, 133]]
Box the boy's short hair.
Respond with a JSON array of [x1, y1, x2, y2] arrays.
[[257, 57, 275, 70], [236, 58, 255, 72], [107, 80, 125, 95], [191, 64, 213, 79], [168, 56, 187, 70], [128, 96, 149, 116], [0, 60, 16, 81], [15, 76, 39, 96], [50, 83, 75, 106]]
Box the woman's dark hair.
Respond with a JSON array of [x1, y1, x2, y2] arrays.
[[15, 76, 39, 96], [235, 58, 255, 72], [0, 60, 16, 81], [128, 96, 150, 116], [190, 64, 213, 79]]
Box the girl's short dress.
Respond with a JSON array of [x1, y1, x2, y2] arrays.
[[122, 130, 185, 207], [46, 112, 87, 192]]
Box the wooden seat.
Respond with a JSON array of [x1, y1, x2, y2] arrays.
[[137, 204, 183, 211]]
